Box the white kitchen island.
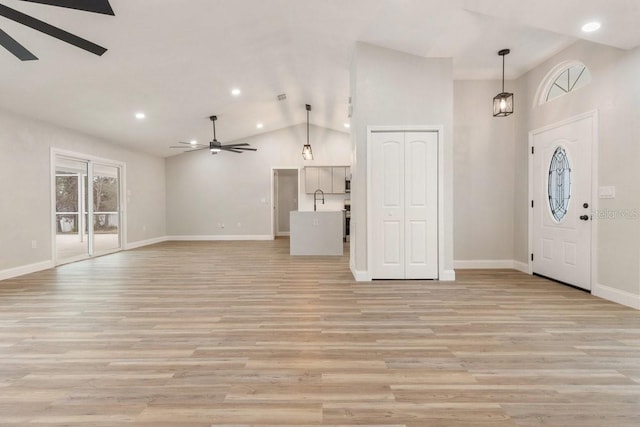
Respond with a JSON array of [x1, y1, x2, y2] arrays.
[[290, 211, 344, 256]]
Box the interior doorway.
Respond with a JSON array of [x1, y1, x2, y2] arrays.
[[272, 168, 299, 238], [530, 112, 596, 291], [53, 151, 124, 265]]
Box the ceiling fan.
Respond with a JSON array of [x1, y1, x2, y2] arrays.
[[0, 0, 114, 61], [170, 116, 258, 155]]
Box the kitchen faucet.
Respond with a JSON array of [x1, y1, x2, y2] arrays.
[[313, 189, 325, 211]]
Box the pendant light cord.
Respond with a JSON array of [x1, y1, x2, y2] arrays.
[[502, 53, 505, 93], [306, 109, 309, 144]]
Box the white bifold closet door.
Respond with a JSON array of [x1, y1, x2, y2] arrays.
[[371, 131, 438, 279]]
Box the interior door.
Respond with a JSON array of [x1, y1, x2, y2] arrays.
[[405, 132, 438, 279], [533, 115, 593, 290], [276, 169, 298, 236], [371, 132, 405, 279], [371, 131, 438, 279]]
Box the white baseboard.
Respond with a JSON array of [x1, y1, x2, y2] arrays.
[[440, 269, 456, 281], [513, 261, 530, 274], [454, 260, 516, 269], [0, 260, 54, 282], [350, 261, 370, 282], [168, 235, 273, 241], [593, 283, 640, 310], [126, 236, 168, 250], [454, 259, 531, 274]]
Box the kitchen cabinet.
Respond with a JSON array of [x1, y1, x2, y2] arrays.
[[332, 167, 346, 193], [318, 167, 333, 193], [304, 167, 319, 193], [305, 166, 349, 194]]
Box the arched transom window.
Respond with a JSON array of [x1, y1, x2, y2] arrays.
[[538, 61, 591, 105]]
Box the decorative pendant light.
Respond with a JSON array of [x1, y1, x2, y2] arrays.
[[493, 49, 514, 117], [302, 104, 313, 160]]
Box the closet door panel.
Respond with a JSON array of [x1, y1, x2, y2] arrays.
[[371, 132, 405, 279], [404, 132, 438, 279]]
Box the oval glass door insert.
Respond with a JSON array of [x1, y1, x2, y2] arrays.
[[548, 146, 571, 222]]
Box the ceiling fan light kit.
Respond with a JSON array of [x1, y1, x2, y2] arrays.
[[170, 115, 257, 156], [493, 48, 514, 117], [302, 104, 314, 160], [0, 0, 114, 61]]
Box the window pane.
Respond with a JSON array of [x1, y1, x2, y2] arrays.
[[545, 64, 591, 103], [548, 147, 571, 222], [93, 164, 120, 253], [55, 176, 78, 212]]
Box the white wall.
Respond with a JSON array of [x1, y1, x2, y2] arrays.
[[0, 108, 166, 274], [514, 41, 640, 299], [454, 80, 516, 263], [165, 124, 350, 237], [349, 42, 454, 277]]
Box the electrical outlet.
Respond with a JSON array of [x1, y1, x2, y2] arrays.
[[313, 219, 319, 226], [31, 240, 37, 249], [142, 225, 147, 232], [237, 222, 241, 228]]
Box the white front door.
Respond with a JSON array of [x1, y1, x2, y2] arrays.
[[371, 131, 438, 279], [532, 115, 594, 290]]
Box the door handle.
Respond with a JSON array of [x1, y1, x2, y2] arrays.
[[579, 215, 590, 221]]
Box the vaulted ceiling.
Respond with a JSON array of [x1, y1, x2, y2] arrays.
[[0, 0, 637, 157]]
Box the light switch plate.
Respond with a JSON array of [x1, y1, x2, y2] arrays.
[[599, 186, 616, 199]]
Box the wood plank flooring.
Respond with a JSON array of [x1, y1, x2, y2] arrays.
[[1, 239, 640, 426]]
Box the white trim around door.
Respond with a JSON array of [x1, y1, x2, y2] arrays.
[[366, 125, 447, 281]]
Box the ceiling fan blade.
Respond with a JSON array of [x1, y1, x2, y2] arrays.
[[18, 0, 115, 15], [221, 148, 244, 153], [184, 147, 209, 152], [175, 142, 207, 148], [233, 147, 257, 151], [0, 4, 108, 56], [0, 28, 38, 60], [221, 143, 250, 147]]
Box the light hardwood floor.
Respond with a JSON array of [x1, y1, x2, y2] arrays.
[[1, 239, 640, 426]]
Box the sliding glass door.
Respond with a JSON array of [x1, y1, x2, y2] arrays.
[[55, 158, 90, 262], [92, 163, 121, 255], [54, 154, 123, 265]]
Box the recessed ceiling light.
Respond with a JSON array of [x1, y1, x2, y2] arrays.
[[344, 123, 351, 129], [231, 88, 241, 96], [256, 123, 264, 129], [135, 112, 146, 120], [582, 22, 601, 33], [190, 140, 197, 145]]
